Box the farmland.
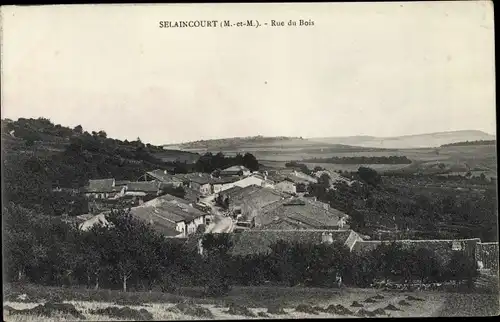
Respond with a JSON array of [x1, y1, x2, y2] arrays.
[[4, 284, 499, 320]]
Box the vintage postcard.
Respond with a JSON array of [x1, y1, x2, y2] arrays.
[[1, 1, 498, 320]]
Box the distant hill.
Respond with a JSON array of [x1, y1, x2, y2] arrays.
[[309, 130, 496, 149], [440, 139, 496, 148], [165, 135, 308, 150]]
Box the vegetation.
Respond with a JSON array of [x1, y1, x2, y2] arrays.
[[306, 167, 497, 242], [4, 205, 479, 293], [2, 118, 259, 217], [441, 140, 496, 147], [302, 156, 412, 164], [284, 161, 313, 175], [195, 151, 259, 173]]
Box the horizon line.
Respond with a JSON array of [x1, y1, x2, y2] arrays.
[[164, 129, 496, 146]]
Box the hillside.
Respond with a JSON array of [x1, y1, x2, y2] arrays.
[[165, 135, 309, 150], [309, 130, 495, 149], [1, 117, 200, 216]]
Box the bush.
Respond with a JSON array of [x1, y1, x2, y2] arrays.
[[225, 303, 256, 317], [267, 305, 287, 315], [295, 304, 319, 315], [169, 303, 213, 318], [10, 302, 86, 320], [91, 306, 153, 320]]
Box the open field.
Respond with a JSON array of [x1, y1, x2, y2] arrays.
[[4, 285, 499, 320], [257, 144, 496, 178]]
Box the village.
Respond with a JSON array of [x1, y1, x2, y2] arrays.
[[77, 164, 498, 277]]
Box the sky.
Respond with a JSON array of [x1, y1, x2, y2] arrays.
[[1, 2, 496, 145]]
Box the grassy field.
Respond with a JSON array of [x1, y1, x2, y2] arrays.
[[258, 144, 496, 178], [3, 284, 499, 320]]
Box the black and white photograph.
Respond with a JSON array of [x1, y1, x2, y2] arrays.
[[1, 2, 498, 320]]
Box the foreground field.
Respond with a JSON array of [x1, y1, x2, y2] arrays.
[[4, 285, 499, 320]]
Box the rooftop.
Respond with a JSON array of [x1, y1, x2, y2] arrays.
[[256, 197, 345, 229], [126, 181, 159, 192], [221, 165, 250, 173], [86, 178, 115, 193], [230, 229, 354, 256]]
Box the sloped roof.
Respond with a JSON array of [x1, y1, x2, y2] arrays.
[[286, 173, 317, 185], [255, 197, 343, 229], [147, 169, 180, 183], [86, 179, 115, 193], [211, 176, 244, 184], [230, 229, 353, 256], [126, 181, 159, 192], [184, 188, 203, 202], [79, 213, 111, 231], [115, 180, 131, 186], [221, 165, 250, 173]]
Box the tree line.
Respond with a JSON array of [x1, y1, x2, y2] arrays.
[[4, 204, 478, 294], [441, 140, 496, 147], [302, 156, 412, 164], [194, 152, 259, 173]]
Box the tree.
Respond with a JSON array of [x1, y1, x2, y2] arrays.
[[3, 204, 43, 282], [98, 130, 107, 139], [104, 210, 151, 292], [201, 233, 233, 296], [318, 173, 331, 187], [243, 153, 259, 171], [446, 252, 478, 288], [73, 125, 83, 134], [413, 248, 442, 286], [358, 167, 381, 186]]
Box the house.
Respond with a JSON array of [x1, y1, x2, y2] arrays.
[[287, 170, 318, 184], [115, 180, 131, 187], [210, 176, 244, 194], [270, 170, 317, 194], [233, 173, 275, 189], [313, 170, 354, 188], [124, 181, 160, 197], [254, 197, 347, 230], [274, 177, 297, 194], [84, 178, 125, 199], [220, 165, 251, 177], [190, 175, 213, 196], [227, 229, 361, 256], [219, 185, 288, 222], [144, 169, 184, 187], [129, 194, 209, 237]]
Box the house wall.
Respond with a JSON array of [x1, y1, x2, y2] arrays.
[[192, 182, 211, 196], [124, 191, 147, 197], [275, 181, 296, 194], [186, 220, 197, 235], [86, 192, 121, 199], [176, 221, 187, 236]]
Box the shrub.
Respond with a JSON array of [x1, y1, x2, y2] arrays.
[[91, 306, 153, 320], [267, 305, 287, 315], [225, 303, 256, 317], [10, 302, 86, 320], [170, 303, 213, 318], [295, 304, 319, 315]]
